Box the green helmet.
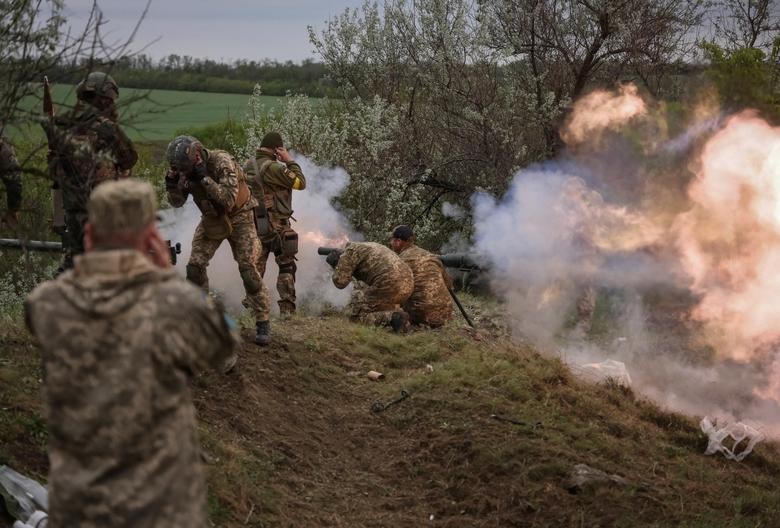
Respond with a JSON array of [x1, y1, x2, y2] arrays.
[[76, 72, 119, 101], [166, 135, 202, 172], [260, 131, 283, 149]]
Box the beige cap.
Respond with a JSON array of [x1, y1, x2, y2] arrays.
[[87, 179, 158, 236]]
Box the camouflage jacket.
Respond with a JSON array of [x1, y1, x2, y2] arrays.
[[167, 148, 256, 217], [333, 241, 413, 290], [245, 150, 306, 229], [25, 249, 238, 528], [399, 244, 453, 315], [49, 105, 137, 212]]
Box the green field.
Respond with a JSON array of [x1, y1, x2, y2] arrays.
[[15, 85, 287, 142]]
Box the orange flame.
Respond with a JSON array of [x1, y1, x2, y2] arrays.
[[675, 112, 780, 360]]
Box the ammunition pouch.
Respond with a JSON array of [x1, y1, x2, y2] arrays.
[[255, 206, 273, 238], [281, 230, 298, 258]]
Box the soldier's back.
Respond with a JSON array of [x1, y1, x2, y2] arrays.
[[25, 250, 211, 528]]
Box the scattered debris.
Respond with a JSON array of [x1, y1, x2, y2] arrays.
[[564, 463, 630, 494], [700, 416, 765, 461], [425, 364, 434, 373], [490, 414, 542, 430], [371, 390, 410, 413], [367, 370, 385, 381], [0, 465, 48, 528], [573, 359, 632, 387]]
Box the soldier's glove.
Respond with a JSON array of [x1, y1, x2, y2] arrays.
[[165, 170, 179, 191], [190, 161, 207, 182], [326, 250, 341, 269]]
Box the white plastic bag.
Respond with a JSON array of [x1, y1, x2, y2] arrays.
[[700, 416, 765, 462]]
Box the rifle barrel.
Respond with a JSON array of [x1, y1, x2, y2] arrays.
[[0, 239, 63, 253]]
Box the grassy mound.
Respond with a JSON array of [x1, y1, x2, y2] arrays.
[[2, 304, 779, 527]]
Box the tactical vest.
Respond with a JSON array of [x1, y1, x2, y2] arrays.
[[189, 160, 251, 240]]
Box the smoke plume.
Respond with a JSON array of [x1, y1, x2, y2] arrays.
[[473, 85, 780, 433]]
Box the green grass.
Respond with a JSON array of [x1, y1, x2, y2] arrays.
[[12, 84, 290, 142]]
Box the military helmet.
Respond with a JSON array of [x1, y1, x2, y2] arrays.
[[76, 71, 119, 101], [166, 135, 202, 172], [260, 131, 283, 149]]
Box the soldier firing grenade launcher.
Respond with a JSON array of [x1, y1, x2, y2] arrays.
[[316, 247, 477, 327], [0, 465, 48, 528], [0, 239, 183, 265]]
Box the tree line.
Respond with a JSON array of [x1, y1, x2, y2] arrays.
[[44, 55, 334, 97]]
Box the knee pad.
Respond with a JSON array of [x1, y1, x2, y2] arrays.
[[240, 267, 261, 295], [278, 261, 297, 277], [186, 263, 207, 287]]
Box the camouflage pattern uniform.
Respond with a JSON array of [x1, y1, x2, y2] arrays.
[[245, 150, 306, 313], [167, 148, 270, 322], [50, 106, 137, 266], [0, 133, 22, 220], [25, 249, 238, 528], [398, 244, 453, 327], [333, 241, 414, 325]]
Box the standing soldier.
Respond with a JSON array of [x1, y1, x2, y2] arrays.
[[389, 225, 453, 327], [326, 241, 414, 331], [47, 71, 138, 269], [245, 132, 306, 315], [25, 179, 238, 528], [0, 132, 22, 228], [165, 135, 273, 345]]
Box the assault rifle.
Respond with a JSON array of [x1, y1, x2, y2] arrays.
[[317, 246, 476, 327], [0, 239, 183, 265]]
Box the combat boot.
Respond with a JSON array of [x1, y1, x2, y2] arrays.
[[390, 311, 411, 333], [255, 320, 271, 346]]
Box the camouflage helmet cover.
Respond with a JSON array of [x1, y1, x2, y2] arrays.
[[76, 71, 119, 101], [166, 135, 202, 172]]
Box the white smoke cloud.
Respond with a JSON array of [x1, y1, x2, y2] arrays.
[[159, 154, 356, 315]]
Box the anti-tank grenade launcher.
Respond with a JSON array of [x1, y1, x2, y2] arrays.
[[0, 238, 183, 265], [316, 247, 482, 270]]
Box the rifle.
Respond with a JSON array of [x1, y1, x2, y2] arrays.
[[0, 238, 183, 265], [43, 76, 65, 236]]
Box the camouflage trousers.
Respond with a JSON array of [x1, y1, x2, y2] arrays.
[[257, 227, 297, 314], [404, 297, 453, 328], [1, 171, 21, 211], [349, 279, 413, 326], [187, 209, 270, 322]]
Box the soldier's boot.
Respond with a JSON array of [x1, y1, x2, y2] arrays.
[[390, 311, 411, 333], [255, 320, 271, 346]]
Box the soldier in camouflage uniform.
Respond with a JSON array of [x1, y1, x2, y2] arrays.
[[0, 132, 22, 228], [47, 72, 138, 269], [327, 241, 414, 330], [165, 135, 273, 345], [245, 132, 306, 314], [25, 179, 239, 528], [390, 225, 453, 327]]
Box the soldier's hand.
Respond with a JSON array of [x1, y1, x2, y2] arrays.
[[275, 147, 292, 163], [165, 169, 179, 190], [190, 161, 207, 182], [147, 229, 172, 269], [326, 249, 341, 269]]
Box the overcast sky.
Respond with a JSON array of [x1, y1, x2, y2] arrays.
[[65, 0, 365, 63]]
